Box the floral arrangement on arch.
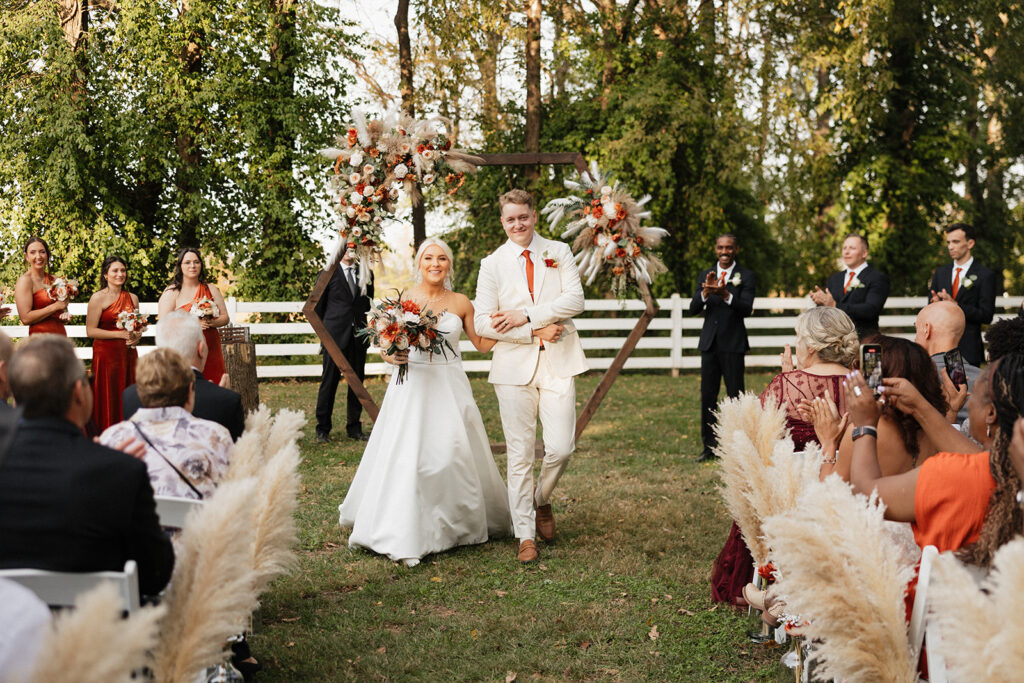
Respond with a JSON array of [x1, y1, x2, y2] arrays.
[[320, 108, 482, 286], [541, 162, 668, 298]]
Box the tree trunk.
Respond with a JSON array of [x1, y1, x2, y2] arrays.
[[176, 0, 203, 249], [524, 0, 542, 182], [395, 0, 425, 247]]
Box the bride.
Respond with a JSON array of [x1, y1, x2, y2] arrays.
[[338, 237, 512, 566]]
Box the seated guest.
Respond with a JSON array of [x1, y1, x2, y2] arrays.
[[0, 330, 12, 403], [102, 348, 232, 500], [914, 301, 981, 424], [123, 311, 244, 440], [0, 335, 173, 596], [821, 335, 947, 482], [986, 315, 1024, 362], [846, 353, 1023, 564]]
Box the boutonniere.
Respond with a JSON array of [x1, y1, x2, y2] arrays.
[[542, 250, 558, 268], [962, 274, 978, 289], [847, 277, 865, 290], [729, 273, 742, 287]]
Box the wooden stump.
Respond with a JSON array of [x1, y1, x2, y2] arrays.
[[220, 325, 260, 414]]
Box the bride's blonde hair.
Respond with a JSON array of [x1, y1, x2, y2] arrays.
[[414, 237, 455, 290]]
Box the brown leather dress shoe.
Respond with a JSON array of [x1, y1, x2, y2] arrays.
[[517, 539, 539, 563], [535, 504, 555, 542]]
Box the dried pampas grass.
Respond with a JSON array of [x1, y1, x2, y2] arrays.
[[224, 406, 275, 482], [153, 478, 260, 683], [714, 393, 788, 566], [265, 408, 306, 460], [251, 441, 302, 597], [763, 476, 917, 683], [930, 538, 1024, 681], [28, 583, 164, 683]]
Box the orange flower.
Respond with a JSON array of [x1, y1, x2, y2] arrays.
[[592, 205, 604, 219], [615, 208, 627, 221], [616, 248, 626, 258], [612, 266, 624, 276], [401, 300, 421, 314], [368, 147, 380, 157], [633, 246, 642, 257], [636, 236, 645, 246]]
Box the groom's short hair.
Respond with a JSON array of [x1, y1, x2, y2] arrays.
[[499, 189, 534, 210]]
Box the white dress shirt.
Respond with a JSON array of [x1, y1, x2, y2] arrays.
[[951, 256, 973, 291]]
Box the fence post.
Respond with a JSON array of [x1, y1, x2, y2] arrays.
[[226, 296, 238, 324], [670, 293, 682, 378]]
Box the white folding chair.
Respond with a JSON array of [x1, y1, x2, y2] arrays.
[[0, 560, 141, 614], [154, 494, 204, 529], [907, 545, 948, 683]]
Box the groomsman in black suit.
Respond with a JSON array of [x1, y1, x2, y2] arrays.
[[810, 234, 890, 337], [929, 223, 997, 367], [689, 234, 757, 462], [315, 251, 373, 443]]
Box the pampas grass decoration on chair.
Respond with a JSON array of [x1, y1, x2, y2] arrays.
[[929, 537, 1024, 681], [152, 478, 261, 683], [28, 583, 165, 683], [763, 476, 918, 683], [250, 433, 302, 597], [224, 406, 275, 483]]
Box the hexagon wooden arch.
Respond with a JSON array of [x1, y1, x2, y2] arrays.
[[302, 152, 659, 446]]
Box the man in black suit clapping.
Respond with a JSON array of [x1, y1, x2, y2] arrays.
[[689, 234, 757, 462], [810, 234, 890, 338], [314, 251, 373, 443], [929, 223, 997, 367]]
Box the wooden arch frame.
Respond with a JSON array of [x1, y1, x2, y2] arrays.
[[302, 152, 659, 446]]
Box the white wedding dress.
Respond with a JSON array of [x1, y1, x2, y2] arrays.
[[338, 312, 511, 566]]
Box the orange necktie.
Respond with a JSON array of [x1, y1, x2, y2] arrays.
[[523, 250, 542, 347], [718, 272, 727, 287], [843, 271, 855, 294], [952, 267, 962, 299]]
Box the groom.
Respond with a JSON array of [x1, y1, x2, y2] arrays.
[[475, 189, 587, 563]]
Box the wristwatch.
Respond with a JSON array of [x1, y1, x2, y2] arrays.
[[851, 426, 878, 441], [524, 309, 531, 323]]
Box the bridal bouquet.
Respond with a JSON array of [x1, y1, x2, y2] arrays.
[[45, 276, 79, 321], [320, 108, 482, 272], [541, 162, 669, 298], [189, 297, 219, 319], [357, 293, 454, 385], [116, 309, 149, 333]]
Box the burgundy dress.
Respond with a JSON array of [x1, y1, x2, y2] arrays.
[[179, 283, 226, 384], [91, 291, 138, 431], [710, 371, 847, 604], [28, 277, 67, 336]]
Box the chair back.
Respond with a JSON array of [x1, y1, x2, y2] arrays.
[[907, 545, 948, 683], [154, 494, 204, 529], [0, 560, 141, 613]]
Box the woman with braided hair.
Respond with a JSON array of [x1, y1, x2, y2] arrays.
[[844, 352, 1024, 565]]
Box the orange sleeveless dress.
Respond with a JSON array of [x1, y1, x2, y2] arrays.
[[28, 276, 67, 336], [180, 283, 226, 384], [91, 290, 139, 431]]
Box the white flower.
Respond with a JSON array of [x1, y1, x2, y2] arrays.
[[962, 274, 977, 289], [373, 216, 383, 224], [420, 149, 434, 160], [601, 185, 612, 196], [349, 151, 363, 166], [586, 214, 599, 228], [595, 233, 610, 246], [418, 334, 432, 349], [348, 191, 363, 205], [362, 164, 375, 176], [394, 334, 410, 350], [847, 277, 864, 289], [422, 173, 435, 184], [348, 172, 361, 184], [398, 142, 412, 155], [345, 206, 356, 218], [351, 227, 362, 236], [389, 188, 399, 200], [602, 201, 615, 217], [402, 311, 419, 324], [362, 184, 375, 197], [729, 273, 742, 287], [394, 163, 409, 179], [357, 212, 370, 222]]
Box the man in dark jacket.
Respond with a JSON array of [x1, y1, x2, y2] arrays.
[[314, 251, 373, 442], [811, 234, 890, 338], [689, 234, 757, 462], [0, 335, 173, 597]]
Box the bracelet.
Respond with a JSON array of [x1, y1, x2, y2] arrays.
[[822, 449, 838, 465], [851, 426, 878, 441]]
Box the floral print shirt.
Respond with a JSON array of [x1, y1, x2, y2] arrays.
[[100, 406, 232, 500]]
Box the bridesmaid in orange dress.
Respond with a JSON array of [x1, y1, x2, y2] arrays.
[[14, 235, 68, 336], [157, 247, 230, 384], [87, 256, 143, 431]]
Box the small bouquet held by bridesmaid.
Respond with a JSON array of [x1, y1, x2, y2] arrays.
[[116, 310, 150, 334], [45, 276, 80, 321], [189, 297, 220, 320], [358, 293, 454, 385]]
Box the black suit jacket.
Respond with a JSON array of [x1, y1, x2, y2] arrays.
[[313, 264, 373, 351], [826, 265, 890, 336], [122, 369, 245, 440], [929, 261, 997, 366], [0, 417, 174, 596], [688, 265, 756, 353]]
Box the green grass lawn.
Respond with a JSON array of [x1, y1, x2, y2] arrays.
[[249, 370, 784, 681]]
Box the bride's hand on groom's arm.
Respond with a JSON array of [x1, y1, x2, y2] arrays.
[[490, 309, 528, 333], [381, 349, 409, 365]]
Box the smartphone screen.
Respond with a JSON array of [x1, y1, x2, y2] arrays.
[[944, 349, 967, 390], [860, 344, 883, 394]]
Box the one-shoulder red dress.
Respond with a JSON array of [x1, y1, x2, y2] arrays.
[[91, 290, 139, 431], [180, 283, 226, 384], [28, 277, 67, 336]]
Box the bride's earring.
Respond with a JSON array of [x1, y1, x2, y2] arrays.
[[987, 424, 991, 438]]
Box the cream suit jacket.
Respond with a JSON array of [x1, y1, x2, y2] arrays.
[[474, 237, 588, 385]]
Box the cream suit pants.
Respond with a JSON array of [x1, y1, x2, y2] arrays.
[[493, 350, 576, 541]]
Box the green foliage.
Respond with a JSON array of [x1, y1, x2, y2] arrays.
[[0, 0, 356, 300]]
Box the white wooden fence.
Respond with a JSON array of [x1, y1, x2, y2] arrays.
[[5, 296, 1022, 379]]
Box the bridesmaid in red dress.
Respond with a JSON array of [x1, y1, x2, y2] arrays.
[[157, 247, 230, 384], [87, 256, 143, 431], [15, 236, 68, 336]]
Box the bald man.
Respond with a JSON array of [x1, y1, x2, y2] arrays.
[[914, 301, 981, 424]]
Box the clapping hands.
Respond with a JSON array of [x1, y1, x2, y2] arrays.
[[701, 272, 727, 299], [809, 286, 836, 307], [798, 396, 849, 451]]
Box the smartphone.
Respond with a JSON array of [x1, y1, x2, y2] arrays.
[[860, 343, 883, 395], [944, 349, 967, 390]]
